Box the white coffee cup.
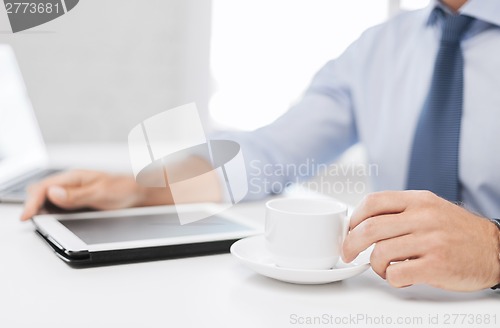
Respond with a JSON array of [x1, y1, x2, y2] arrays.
[[265, 198, 349, 270]]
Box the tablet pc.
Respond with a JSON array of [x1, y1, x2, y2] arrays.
[[33, 203, 261, 267]]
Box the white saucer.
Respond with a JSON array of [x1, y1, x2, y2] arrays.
[[230, 235, 371, 284]]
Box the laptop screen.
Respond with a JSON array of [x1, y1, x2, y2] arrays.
[[0, 45, 48, 185]]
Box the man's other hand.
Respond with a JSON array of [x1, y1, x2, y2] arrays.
[[342, 190, 500, 291]]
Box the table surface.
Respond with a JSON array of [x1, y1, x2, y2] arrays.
[[1, 144, 498, 328]]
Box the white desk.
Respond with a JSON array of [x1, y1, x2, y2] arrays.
[[1, 144, 498, 328]]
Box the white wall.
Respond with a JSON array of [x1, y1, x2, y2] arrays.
[[0, 0, 212, 143]]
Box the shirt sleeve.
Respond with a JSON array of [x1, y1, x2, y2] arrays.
[[210, 39, 362, 201]]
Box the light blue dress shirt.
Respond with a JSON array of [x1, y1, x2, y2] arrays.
[[215, 0, 500, 218]]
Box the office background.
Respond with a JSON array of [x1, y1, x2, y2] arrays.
[[0, 0, 212, 142], [0, 0, 427, 143]]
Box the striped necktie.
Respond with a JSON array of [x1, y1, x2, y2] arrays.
[[406, 12, 474, 202]]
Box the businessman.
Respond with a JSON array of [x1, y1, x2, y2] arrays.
[[21, 0, 500, 292]]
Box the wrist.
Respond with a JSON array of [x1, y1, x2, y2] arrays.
[[488, 218, 500, 289], [136, 186, 173, 207]]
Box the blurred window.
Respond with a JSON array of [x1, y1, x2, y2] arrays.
[[209, 0, 430, 131]]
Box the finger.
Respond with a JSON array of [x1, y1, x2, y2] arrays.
[[47, 185, 97, 209], [342, 213, 416, 262], [369, 234, 423, 279], [21, 185, 48, 221], [350, 190, 421, 229], [20, 171, 88, 221], [33, 170, 88, 190], [385, 258, 429, 288]]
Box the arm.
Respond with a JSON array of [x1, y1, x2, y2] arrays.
[[213, 42, 362, 200], [22, 34, 365, 218]]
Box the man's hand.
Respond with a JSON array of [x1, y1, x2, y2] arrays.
[[20, 157, 224, 221], [20, 170, 162, 221], [342, 190, 500, 291]]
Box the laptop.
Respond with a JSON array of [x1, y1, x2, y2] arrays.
[[0, 44, 61, 203]]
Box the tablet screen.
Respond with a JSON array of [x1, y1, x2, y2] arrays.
[[59, 213, 249, 245]]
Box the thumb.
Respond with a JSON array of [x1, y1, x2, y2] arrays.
[[47, 185, 95, 209]]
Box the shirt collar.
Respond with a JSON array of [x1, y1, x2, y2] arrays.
[[427, 0, 500, 27], [460, 0, 500, 27]]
